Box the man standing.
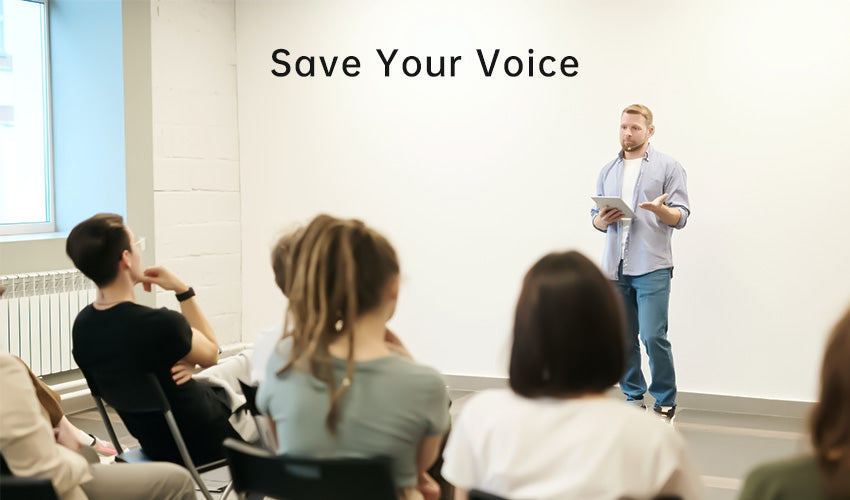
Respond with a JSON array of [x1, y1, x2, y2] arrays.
[[591, 104, 690, 420], [66, 213, 255, 464]]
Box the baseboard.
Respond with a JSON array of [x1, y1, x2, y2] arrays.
[[442, 374, 814, 419], [59, 366, 814, 419]]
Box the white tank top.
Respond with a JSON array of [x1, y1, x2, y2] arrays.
[[620, 158, 641, 257]]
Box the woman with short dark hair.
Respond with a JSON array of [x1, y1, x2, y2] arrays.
[[441, 251, 701, 500]]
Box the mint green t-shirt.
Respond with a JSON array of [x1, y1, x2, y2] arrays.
[[256, 337, 450, 488]]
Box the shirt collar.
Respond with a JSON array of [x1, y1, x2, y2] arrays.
[[618, 143, 654, 161]]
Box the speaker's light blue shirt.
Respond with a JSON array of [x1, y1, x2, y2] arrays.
[[590, 145, 691, 280]]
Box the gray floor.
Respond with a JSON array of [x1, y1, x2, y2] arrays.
[[69, 392, 810, 500]]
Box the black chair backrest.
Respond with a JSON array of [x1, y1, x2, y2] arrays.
[[237, 379, 260, 416], [469, 489, 509, 500], [0, 475, 60, 500], [82, 367, 170, 414], [223, 438, 397, 500], [468, 490, 681, 500]]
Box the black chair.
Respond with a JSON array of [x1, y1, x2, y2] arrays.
[[468, 489, 682, 500], [0, 475, 60, 500], [469, 489, 509, 500], [0, 454, 59, 500], [82, 368, 228, 500], [236, 380, 277, 451], [223, 437, 397, 500], [237, 380, 260, 416]]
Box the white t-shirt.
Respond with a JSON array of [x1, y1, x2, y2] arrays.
[[620, 157, 642, 257], [250, 323, 283, 384], [442, 390, 702, 500]]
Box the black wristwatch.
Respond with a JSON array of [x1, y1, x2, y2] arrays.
[[175, 287, 195, 302]]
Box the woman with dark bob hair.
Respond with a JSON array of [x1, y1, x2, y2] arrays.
[[441, 251, 701, 500], [739, 305, 850, 500]]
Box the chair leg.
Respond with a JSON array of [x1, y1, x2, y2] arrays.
[[162, 411, 214, 500], [219, 480, 234, 500], [93, 397, 123, 455]]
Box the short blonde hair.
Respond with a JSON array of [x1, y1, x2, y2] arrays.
[[622, 104, 653, 129]]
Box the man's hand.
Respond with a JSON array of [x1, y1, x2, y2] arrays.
[[594, 206, 625, 230], [141, 266, 189, 294], [639, 193, 682, 226], [638, 193, 669, 213], [170, 360, 196, 385]]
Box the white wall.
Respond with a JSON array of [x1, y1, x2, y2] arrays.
[[235, 0, 850, 401], [150, 0, 243, 344]]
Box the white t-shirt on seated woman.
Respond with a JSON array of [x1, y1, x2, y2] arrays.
[[442, 389, 702, 500]]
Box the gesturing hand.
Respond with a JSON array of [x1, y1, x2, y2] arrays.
[[638, 193, 669, 213], [141, 266, 188, 293]]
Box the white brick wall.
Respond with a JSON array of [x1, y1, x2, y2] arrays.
[[150, 0, 242, 345]]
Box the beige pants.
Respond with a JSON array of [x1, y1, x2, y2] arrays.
[[400, 488, 425, 500], [80, 462, 195, 500]]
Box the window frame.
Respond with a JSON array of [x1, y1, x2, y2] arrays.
[[0, 0, 56, 237]]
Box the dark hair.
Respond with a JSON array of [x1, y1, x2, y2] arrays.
[[810, 305, 850, 497], [279, 214, 400, 432], [66, 213, 132, 287], [509, 251, 625, 398]]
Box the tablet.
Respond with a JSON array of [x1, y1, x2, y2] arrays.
[[591, 196, 637, 219]]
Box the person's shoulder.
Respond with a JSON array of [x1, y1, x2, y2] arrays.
[[266, 336, 293, 372], [388, 357, 445, 387], [746, 455, 820, 484], [0, 352, 24, 373], [586, 398, 679, 435], [601, 154, 622, 172], [0, 354, 35, 397], [647, 146, 684, 168], [741, 455, 825, 500], [135, 304, 189, 328], [71, 303, 98, 324], [456, 389, 517, 417]]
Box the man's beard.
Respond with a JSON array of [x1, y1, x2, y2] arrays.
[[622, 139, 646, 152]]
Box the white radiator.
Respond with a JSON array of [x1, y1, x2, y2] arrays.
[[0, 270, 96, 376]]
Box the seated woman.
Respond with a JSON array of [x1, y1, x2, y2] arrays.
[[256, 214, 450, 500], [441, 251, 702, 500], [738, 306, 850, 500], [0, 353, 195, 500]]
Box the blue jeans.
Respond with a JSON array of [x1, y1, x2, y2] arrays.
[[615, 261, 677, 408]]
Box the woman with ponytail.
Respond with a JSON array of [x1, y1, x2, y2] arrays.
[[257, 215, 450, 500]]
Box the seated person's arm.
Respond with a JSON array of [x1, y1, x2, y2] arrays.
[[180, 326, 219, 368], [453, 488, 469, 500], [418, 435, 444, 473], [143, 266, 219, 368], [0, 355, 91, 499], [417, 434, 446, 500]]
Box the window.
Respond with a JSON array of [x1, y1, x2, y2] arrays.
[[0, 0, 54, 236]]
